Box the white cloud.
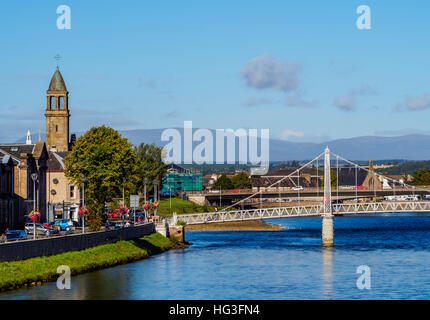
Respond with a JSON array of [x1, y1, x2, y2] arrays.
[[280, 129, 305, 141], [333, 85, 377, 111], [279, 129, 331, 143], [405, 94, 430, 111], [240, 54, 301, 92], [333, 95, 356, 111]]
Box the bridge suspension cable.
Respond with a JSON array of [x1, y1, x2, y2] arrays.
[[222, 152, 325, 211], [330, 151, 429, 195]]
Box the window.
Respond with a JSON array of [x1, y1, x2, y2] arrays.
[[59, 96, 64, 110], [56, 125, 58, 132], [70, 185, 75, 199]]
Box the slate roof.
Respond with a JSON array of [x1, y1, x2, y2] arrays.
[[0, 144, 35, 163], [336, 167, 368, 186], [47, 151, 70, 171]]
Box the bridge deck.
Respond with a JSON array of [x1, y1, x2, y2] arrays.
[[171, 201, 430, 225]]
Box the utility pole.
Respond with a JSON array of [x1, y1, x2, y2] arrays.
[[31, 173, 38, 240]]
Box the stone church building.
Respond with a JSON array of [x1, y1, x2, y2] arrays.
[[0, 67, 81, 230]]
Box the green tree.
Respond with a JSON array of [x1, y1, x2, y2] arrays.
[[231, 172, 251, 189], [64, 126, 140, 230], [412, 168, 430, 186], [212, 174, 234, 190], [135, 143, 168, 194], [321, 169, 338, 187]]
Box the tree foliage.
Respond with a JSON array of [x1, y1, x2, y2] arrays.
[[412, 168, 430, 186], [231, 172, 251, 189], [135, 143, 168, 193], [64, 126, 140, 230], [321, 169, 338, 187], [212, 174, 234, 190]]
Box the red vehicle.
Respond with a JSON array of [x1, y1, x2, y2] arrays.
[[355, 185, 367, 190], [229, 188, 242, 193]]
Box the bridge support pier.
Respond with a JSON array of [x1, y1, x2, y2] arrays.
[[322, 215, 334, 247], [322, 147, 334, 247]]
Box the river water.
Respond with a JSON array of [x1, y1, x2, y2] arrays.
[[1, 213, 430, 300]]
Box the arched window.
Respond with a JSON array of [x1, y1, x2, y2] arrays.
[[59, 96, 64, 110], [49, 96, 54, 110]]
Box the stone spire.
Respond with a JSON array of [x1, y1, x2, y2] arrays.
[[45, 67, 70, 152], [26, 130, 32, 145]]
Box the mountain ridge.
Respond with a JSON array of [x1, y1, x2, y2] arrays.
[[11, 130, 430, 161]]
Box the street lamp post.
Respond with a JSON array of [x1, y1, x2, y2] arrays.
[[31, 173, 39, 240], [169, 186, 172, 209], [81, 175, 86, 233], [219, 186, 222, 207], [122, 177, 126, 206], [154, 180, 159, 202], [143, 178, 148, 202]]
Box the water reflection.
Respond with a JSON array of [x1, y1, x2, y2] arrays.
[[322, 248, 334, 299]]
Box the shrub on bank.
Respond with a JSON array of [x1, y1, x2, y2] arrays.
[[0, 233, 173, 292]]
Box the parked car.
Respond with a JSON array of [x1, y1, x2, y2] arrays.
[[42, 222, 56, 229], [24, 223, 58, 236], [229, 188, 242, 193], [54, 219, 75, 231], [340, 186, 354, 190], [107, 221, 122, 229], [5, 230, 28, 241], [291, 186, 304, 191]]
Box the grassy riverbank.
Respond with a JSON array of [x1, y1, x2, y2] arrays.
[[0, 233, 174, 292], [157, 197, 217, 216]]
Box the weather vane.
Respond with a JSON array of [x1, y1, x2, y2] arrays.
[[54, 54, 62, 68]]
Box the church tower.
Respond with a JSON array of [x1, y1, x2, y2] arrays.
[[45, 67, 70, 152]]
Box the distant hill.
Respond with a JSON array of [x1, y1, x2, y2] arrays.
[[13, 130, 430, 161], [377, 160, 430, 175]]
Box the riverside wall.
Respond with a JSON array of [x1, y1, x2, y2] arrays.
[[0, 223, 155, 262]]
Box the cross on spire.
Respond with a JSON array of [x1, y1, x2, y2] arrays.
[[54, 54, 62, 68]]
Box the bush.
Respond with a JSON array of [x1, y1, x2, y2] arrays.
[[177, 220, 186, 226]]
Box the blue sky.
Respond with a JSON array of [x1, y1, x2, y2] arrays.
[[1, 0, 430, 143]]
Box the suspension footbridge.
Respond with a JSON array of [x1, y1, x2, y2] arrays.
[[169, 148, 430, 247]]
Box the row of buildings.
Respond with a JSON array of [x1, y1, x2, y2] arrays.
[[0, 67, 81, 231], [162, 162, 410, 194]]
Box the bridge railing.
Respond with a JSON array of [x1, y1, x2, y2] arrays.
[[170, 201, 430, 225]]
